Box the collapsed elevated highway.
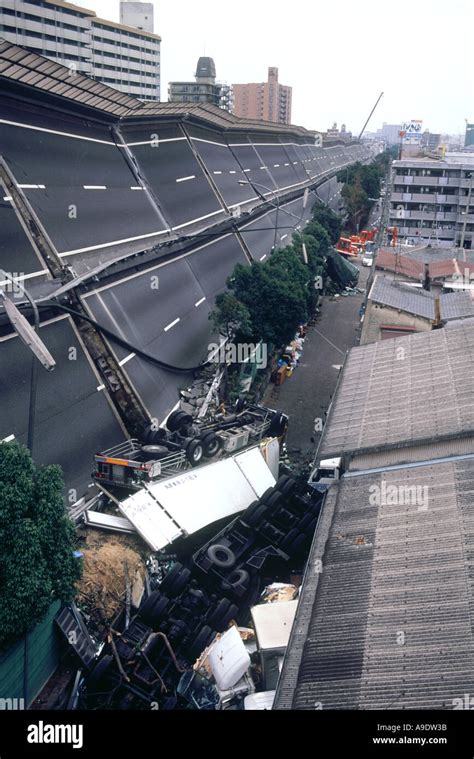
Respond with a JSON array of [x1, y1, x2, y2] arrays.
[[0, 39, 378, 501]]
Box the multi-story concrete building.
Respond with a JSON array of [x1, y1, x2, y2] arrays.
[[376, 123, 403, 146], [233, 67, 292, 125], [120, 1, 153, 33], [0, 0, 161, 100], [389, 157, 474, 248], [168, 56, 233, 111]]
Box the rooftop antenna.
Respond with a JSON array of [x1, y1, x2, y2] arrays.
[[358, 91, 384, 141]]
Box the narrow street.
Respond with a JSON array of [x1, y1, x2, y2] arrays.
[[264, 262, 370, 468]]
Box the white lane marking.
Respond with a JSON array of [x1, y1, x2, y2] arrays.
[[171, 208, 224, 230], [97, 384, 105, 392], [176, 175, 196, 183], [82, 233, 234, 297], [260, 166, 267, 169], [83, 185, 106, 190], [18, 184, 45, 189], [190, 136, 226, 147], [122, 136, 186, 147], [229, 170, 236, 174], [281, 234, 288, 240], [59, 228, 169, 258], [2, 434, 15, 443], [195, 297, 206, 307], [164, 317, 180, 332], [293, 161, 298, 164], [213, 171, 222, 175], [3, 195, 12, 201], [274, 164, 280, 167], [0, 270, 48, 285], [0, 118, 114, 145], [260, 254, 267, 260], [227, 196, 258, 209], [243, 168, 251, 172], [119, 352, 136, 366], [130, 186, 143, 190], [284, 163, 289, 166]]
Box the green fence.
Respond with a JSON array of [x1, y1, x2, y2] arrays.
[[0, 600, 62, 708]]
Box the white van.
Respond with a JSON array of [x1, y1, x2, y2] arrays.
[[362, 251, 374, 267]]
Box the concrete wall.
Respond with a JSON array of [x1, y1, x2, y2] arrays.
[[360, 301, 432, 344]]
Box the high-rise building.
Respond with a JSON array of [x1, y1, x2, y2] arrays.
[[465, 123, 474, 148], [120, 1, 153, 33], [375, 123, 403, 145], [168, 56, 233, 112], [232, 67, 292, 125], [0, 0, 161, 100]]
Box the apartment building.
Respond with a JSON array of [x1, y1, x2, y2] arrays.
[[389, 158, 474, 248], [233, 67, 292, 125], [0, 0, 161, 99]]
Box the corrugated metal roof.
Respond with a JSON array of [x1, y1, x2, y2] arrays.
[[369, 275, 435, 319], [275, 459, 474, 709], [348, 436, 474, 471], [318, 319, 474, 459]]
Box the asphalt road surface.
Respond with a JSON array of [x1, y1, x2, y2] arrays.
[[0, 315, 125, 498], [264, 261, 370, 467]]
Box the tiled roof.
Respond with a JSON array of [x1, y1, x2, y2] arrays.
[[369, 275, 435, 319], [0, 40, 317, 137], [375, 249, 425, 281]]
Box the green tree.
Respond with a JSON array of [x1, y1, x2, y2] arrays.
[[311, 205, 342, 244], [0, 443, 82, 650], [229, 261, 308, 346], [208, 291, 252, 342]]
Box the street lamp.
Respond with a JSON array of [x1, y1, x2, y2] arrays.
[[0, 270, 55, 455], [238, 180, 281, 250]]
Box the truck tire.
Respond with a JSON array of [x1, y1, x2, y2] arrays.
[[207, 598, 238, 629], [206, 544, 236, 569], [268, 411, 287, 437], [275, 475, 297, 496], [200, 431, 221, 458], [189, 625, 215, 660], [264, 491, 283, 509], [186, 438, 204, 466], [160, 562, 190, 597], [142, 427, 167, 445], [166, 410, 188, 432], [280, 529, 305, 555], [139, 590, 162, 621], [242, 499, 261, 521], [141, 593, 169, 627], [225, 568, 250, 591], [260, 487, 276, 504], [298, 513, 317, 535], [244, 504, 268, 527]]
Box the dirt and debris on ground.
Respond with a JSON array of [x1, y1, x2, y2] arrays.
[[76, 529, 147, 629]]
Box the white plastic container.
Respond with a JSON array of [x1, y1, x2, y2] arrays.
[[208, 626, 251, 691]]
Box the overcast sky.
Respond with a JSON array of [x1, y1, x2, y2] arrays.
[[87, 0, 473, 135]]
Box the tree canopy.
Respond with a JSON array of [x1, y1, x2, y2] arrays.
[[0, 443, 82, 650]]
